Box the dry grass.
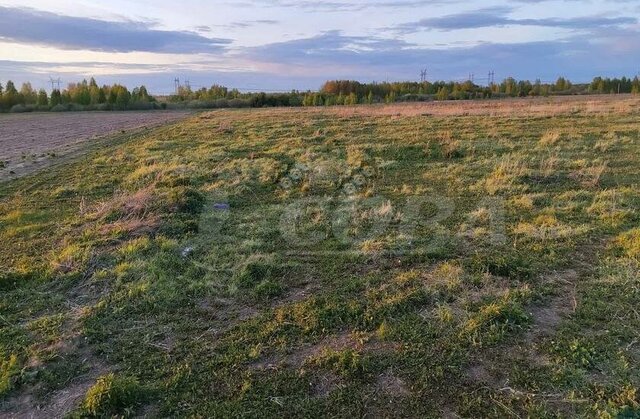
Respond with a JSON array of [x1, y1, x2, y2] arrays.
[[570, 161, 608, 188], [90, 185, 156, 220], [483, 156, 530, 195], [538, 130, 562, 147], [324, 95, 640, 118], [436, 131, 461, 158]]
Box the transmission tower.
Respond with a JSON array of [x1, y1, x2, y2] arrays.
[[488, 71, 495, 86], [420, 68, 428, 83], [174, 78, 180, 94], [49, 77, 61, 91]]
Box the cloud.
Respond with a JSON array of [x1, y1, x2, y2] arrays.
[[239, 29, 640, 82], [4, 24, 640, 93], [238, 0, 455, 12], [0, 6, 232, 53], [211, 19, 280, 30], [394, 7, 637, 32]]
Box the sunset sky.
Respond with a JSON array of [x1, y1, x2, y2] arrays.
[[1, 0, 639, 93]]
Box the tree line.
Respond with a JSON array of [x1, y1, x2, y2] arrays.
[[167, 76, 640, 109], [1, 75, 638, 112], [0, 78, 160, 112]]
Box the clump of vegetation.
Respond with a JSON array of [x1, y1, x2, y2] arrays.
[[538, 130, 562, 147], [436, 131, 462, 158], [0, 354, 19, 396], [311, 349, 371, 379], [483, 156, 529, 194], [80, 373, 148, 417], [614, 228, 640, 260]]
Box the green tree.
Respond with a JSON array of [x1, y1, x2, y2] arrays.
[[50, 89, 62, 107], [436, 87, 449, 101], [89, 78, 101, 104], [3, 81, 19, 108], [20, 82, 37, 104], [97, 88, 107, 104], [114, 86, 131, 110], [132, 85, 152, 103], [502, 78, 517, 96], [555, 77, 568, 92], [36, 89, 49, 107], [385, 91, 396, 104]]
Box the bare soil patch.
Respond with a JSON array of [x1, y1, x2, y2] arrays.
[[0, 111, 190, 180]]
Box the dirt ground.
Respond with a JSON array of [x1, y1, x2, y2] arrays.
[[0, 111, 191, 180]]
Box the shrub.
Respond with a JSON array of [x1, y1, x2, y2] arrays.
[[9, 104, 28, 113], [228, 98, 251, 108], [51, 104, 69, 112]]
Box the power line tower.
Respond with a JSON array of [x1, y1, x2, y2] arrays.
[[488, 71, 495, 86], [49, 77, 61, 91], [469, 73, 474, 83], [174, 78, 180, 94], [420, 68, 428, 83], [184, 80, 191, 90]]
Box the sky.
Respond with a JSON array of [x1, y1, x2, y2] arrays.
[[0, 0, 639, 93]]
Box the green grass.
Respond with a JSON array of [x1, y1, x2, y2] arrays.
[[1, 106, 639, 417]]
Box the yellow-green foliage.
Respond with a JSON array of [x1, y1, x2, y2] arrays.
[[615, 229, 640, 260], [0, 354, 19, 396], [538, 130, 563, 147], [82, 373, 145, 417]]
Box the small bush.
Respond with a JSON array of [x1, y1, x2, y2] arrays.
[[50, 104, 69, 112], [81, 373, 147, 417], [9, 104, 28, 113]]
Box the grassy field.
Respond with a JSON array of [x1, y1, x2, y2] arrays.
[[1, 98, 640, 417]]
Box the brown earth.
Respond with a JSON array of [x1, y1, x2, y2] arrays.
[[0, 111, 191, 181]]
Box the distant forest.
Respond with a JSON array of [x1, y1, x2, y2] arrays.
[[0, 78, 160, 113], [1, 76, 639, 113]]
